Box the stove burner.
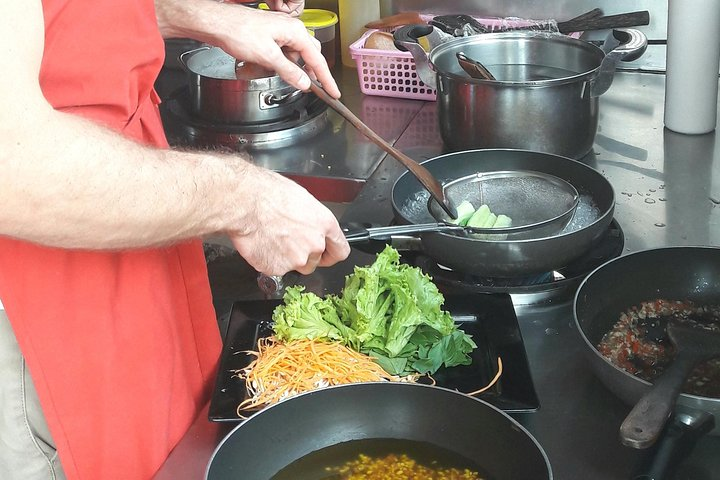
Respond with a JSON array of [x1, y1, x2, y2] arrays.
[[405, 219, 624, 301], [160, 87, 328, 149]]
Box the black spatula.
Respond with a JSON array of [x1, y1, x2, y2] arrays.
[[620, 321, 720, 449]]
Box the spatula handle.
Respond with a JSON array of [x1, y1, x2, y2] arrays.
[[307, 78, 454, 218], [619, 352, 697, 449]]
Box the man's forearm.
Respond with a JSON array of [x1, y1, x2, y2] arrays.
[[0, 102, 261, 250], [155, 0, 228, 42]]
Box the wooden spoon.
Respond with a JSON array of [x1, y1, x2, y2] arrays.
[[456, 52, 496, 80], [307, 78, 456, 218]]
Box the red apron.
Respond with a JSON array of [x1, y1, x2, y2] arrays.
[[0, 1, 221, 478]]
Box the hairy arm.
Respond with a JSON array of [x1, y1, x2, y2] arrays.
[[155, 0, 340, 98], [0, 0, 348, 274]]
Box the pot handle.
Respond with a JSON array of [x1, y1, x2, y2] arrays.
[[263, 89, 303, 106], [589, 28, 648, 97], [393, 24, 438, 89], [177, 45, 213, 72]]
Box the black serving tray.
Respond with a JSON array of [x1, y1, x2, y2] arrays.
[[209, 293, 539, 422]]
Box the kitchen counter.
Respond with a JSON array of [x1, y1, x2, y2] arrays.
[[154, 65, 720, 479]]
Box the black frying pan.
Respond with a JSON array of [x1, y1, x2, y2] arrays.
[[573, 247, 720, 477], [205, 382, 552, 479], [391, 149, 614, 277]]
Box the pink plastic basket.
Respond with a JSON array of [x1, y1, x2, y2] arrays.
[[350, 29, 437, 101], [349, 16, 582, 101]]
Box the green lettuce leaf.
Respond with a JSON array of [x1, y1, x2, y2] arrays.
[[272, 286, 357, 347], [271, 246, 476, 376]]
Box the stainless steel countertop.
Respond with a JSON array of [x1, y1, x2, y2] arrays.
[[154, 67, 720, 480]]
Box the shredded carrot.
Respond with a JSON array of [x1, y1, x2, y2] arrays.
[[464, 357, 503, 396], [233, 337, 504, 416], [234, 336, 417, 415]]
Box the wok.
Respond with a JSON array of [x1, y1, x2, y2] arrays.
[[573, 247, 720, 476], [206, 382, 552, 479], [391, 149, 614, 277]]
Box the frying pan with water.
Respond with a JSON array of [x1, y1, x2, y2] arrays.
[[391, 149, 614, 277], [205, 382, 552, 479]]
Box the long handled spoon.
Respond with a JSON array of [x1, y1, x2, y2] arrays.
[[307, 78, 456, 218]]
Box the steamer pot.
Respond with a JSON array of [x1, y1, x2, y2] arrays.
[[395, 28, 647, 159], [179, 46, 308, 124]]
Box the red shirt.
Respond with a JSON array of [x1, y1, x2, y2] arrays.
[[0, 0, 222, 478]]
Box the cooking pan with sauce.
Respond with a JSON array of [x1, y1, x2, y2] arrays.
[[573, 246, 720, 477]]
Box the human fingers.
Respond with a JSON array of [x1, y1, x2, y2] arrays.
[[273, 35, 340, 98], [295, 252, 323, 275], [317, 227, 351, 268], [265, 0, 304, 17]]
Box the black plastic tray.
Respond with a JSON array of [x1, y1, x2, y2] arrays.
[[209, 293, 539, 422]]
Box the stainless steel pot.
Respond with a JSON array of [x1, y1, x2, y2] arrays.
[[395, 27, 647, 159], [179, 46, 307, 124]]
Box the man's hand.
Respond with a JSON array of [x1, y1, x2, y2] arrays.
[[264, 0, 304, 17], [156, 0, 340, 98], [227, 166, 350, 276]]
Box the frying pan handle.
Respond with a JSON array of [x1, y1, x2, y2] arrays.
[[619, 352, 697, 449], [633, 408, 715, 480], [558, 10, 650, 34]]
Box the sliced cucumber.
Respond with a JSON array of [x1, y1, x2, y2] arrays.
[[449, 200, 476, 226], [493, 214, 513, 229], [466, 204, 491, 228]]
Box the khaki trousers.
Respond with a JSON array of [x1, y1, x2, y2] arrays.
[[0, 308, 66, 479]]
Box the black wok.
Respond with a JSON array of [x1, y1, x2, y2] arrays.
[[392, 149, 614, 277], [573, 247, 720, 477], [205, 382, 552, 479]]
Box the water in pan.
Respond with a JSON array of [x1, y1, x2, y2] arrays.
[[400, 190, 601, 234]]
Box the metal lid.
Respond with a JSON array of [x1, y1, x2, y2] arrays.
[[181, 46, 279, 82]]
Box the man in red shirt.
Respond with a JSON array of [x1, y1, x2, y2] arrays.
[[0, 0, 350, 479]]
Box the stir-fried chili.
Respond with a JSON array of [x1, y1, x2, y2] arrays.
[[598, 299, 720, 397]]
